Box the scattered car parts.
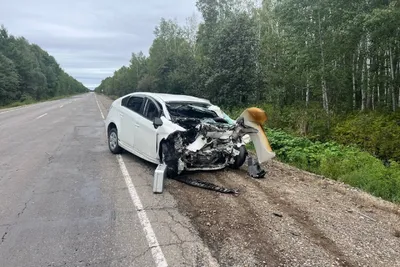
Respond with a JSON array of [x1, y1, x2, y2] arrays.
[[247, 156, 267, 179], [153, 164, 167, 193], [169, 175, 239, 194]]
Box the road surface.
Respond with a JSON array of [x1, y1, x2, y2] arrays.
[[0, 93, 216, 267], [1, 93, 400, 267]]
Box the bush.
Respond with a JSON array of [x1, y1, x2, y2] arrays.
[[266, 128, 400, 203], [333, 112, 400, 161]]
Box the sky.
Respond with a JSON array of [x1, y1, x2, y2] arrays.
[[0, 0, 198, 90]]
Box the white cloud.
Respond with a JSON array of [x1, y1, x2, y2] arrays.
[[0, 0, 198, 89]]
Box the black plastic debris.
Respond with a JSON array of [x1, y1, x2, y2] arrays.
[[247, 156, 266, 178], [170, 175, 239, 194]]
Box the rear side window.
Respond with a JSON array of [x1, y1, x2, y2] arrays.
[[121, 96, 129, 107], [126, 96, 144, 113]]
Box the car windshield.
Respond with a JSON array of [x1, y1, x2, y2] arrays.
[[165, 101, 217, 119]]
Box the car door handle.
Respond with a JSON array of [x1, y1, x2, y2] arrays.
[[135, 124, 140, 127]]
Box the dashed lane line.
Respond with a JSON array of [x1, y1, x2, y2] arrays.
[[35, 113, 48, 120]]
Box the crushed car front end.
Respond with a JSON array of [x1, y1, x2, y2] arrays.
[[159, 102, 275, 177]]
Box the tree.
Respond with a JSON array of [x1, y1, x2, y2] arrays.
[[0, 25, 88, 106]]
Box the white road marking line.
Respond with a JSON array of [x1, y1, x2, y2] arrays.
[[94, 93, 168, 267], [35, 113, 47, 120], [59, 105, 64, 108], [94, 94, 105, 119], [117, 155, 168, 267]]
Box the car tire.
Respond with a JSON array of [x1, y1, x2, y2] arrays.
[[160, 142, 178, 178], [231, 145, 248, 169], [108, 127, 122, 154]]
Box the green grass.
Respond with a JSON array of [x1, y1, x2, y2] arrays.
[[261, 128, 400, 203]]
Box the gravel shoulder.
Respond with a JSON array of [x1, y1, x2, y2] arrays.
[[97, 94, 400, 267]]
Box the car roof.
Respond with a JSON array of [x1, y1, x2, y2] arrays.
[[131, 92, 211, 104]]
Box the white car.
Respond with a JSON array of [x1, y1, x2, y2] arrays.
[[105, 92, 275, 177]]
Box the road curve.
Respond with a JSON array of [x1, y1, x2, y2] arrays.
[[0, 93, 216, 267]]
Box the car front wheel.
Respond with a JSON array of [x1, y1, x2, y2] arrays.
[[160, 142, 178, 178], [108, 128, 122, 154], [231, 145, 248, 169]]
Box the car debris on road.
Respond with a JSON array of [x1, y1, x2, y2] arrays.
[[153, 163, 167, 193], [247, 156, 267, 178]]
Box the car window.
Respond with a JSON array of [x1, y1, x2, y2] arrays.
[[121, 96, 130, 107], [166, 102, 217, 119], [126, 96, 144, 113], [144, 100, 159, 121]]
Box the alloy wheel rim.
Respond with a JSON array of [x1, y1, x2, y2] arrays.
[[109, 132, 117, 149]]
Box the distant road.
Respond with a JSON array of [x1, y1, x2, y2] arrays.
[[0, 93, 216, 267]]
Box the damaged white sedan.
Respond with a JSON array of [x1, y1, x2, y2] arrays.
[[105, 92, 275, 177]]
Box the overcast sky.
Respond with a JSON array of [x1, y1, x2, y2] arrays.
[[0, 0, 198, 90]]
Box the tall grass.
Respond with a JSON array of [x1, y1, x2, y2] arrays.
[[266, 129, 400, 203]]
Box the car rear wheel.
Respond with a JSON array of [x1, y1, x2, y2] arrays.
[[108, 128, 122, 154]]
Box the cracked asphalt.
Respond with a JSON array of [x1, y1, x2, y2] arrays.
[[0, 93, 217, 267]]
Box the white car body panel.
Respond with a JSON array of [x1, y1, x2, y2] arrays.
[[105, 92, 199, 164]]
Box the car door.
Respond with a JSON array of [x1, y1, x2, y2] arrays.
[[133, 97, 162, 161], [119, 95, 145, 149]]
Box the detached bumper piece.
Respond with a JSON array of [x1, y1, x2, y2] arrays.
[[247, 156, 266, 179], [170, 175, 239, 195], [153, 164, 167, 193]]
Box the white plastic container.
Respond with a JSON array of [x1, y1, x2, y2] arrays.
[[153, 164, 167, 193]]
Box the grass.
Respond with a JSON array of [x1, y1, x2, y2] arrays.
[[265, 129, 400, 203], [245, 128, 400, 204]]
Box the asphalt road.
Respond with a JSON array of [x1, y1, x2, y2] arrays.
[[0, 93, 217, 267]]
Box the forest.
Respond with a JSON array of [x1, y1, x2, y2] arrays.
[[95, 1, 400, 201], [0, 25, 88, 107]]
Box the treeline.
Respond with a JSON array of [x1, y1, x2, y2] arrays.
[[0, 25, 88, 106], [96, 0, 400, 160]]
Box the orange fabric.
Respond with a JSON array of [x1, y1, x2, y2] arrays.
[[245, 107, 268, 124]]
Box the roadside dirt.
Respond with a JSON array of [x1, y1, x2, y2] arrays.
[[97, 94, 400, 267]]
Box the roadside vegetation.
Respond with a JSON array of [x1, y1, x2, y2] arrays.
[[0, 25, 89, 107], [266, 129, 400, 203], [93, 0, 398, 203]]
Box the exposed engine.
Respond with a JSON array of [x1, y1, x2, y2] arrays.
[[163, 103, 254, 175]]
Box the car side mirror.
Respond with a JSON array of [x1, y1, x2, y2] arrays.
[[153, 117, 163, 129]]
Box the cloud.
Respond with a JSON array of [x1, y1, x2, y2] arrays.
[[0, 0, 198, 89]]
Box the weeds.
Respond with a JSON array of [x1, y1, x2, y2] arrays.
[[263, 128, 400, 203]]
